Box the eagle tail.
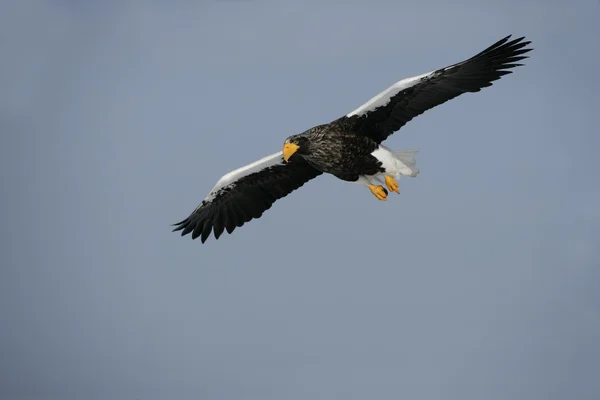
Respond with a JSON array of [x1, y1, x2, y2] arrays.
[[391, 149, 420, 177]]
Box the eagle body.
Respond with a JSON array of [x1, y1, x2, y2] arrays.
[[174, 35, 532, 243], [287, 124, 383, 181]]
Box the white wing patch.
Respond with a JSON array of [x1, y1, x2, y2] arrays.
[[202, 151, 284, 203], [346, 71, 435, 117]]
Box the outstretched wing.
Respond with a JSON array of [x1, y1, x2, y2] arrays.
[[173, 151, 322, 243], [340, 35, 532, 143]]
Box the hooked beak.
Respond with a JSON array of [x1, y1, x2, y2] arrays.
[[283, 142, 299, 162]]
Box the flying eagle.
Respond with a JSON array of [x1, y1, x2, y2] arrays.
[[173, 35, 532, 243]]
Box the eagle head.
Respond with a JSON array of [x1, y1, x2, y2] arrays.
[[283, 135, 309, 162]]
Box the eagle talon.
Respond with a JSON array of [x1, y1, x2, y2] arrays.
[[368, 184, 388, 201], [385, 176, 400, 194]]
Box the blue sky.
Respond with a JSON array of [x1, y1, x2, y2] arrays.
[[1, 1, 599, 399]]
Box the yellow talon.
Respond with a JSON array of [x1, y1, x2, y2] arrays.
[[368, 184, 388, 201], [385, 176, 400, 194]]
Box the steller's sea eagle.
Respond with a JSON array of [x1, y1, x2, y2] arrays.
[[173, 35, 532, 243]]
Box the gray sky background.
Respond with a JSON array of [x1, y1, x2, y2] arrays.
[[1, 1, 599, 399]]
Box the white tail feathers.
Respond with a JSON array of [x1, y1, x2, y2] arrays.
[[370, 145, 420, 180], [392, 149, 420, 177]]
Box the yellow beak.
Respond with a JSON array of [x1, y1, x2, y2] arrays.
[[283, 142, 299, 162]]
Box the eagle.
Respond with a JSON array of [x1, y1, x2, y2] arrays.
[[173, 35, 532, 243]]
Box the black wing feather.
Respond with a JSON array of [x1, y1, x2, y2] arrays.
[[173, 158, 321, 243], [343, 35, 533, 143]]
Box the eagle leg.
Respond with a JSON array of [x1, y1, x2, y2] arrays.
[[368, 185, 388, 201], [384, 176, 400, 194]]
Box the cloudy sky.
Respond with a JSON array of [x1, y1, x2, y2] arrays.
[[1, 1, 599, 399]]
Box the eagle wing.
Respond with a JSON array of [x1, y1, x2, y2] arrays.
[[173, 152, 322, 243], [340, 35, 532, 143]]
